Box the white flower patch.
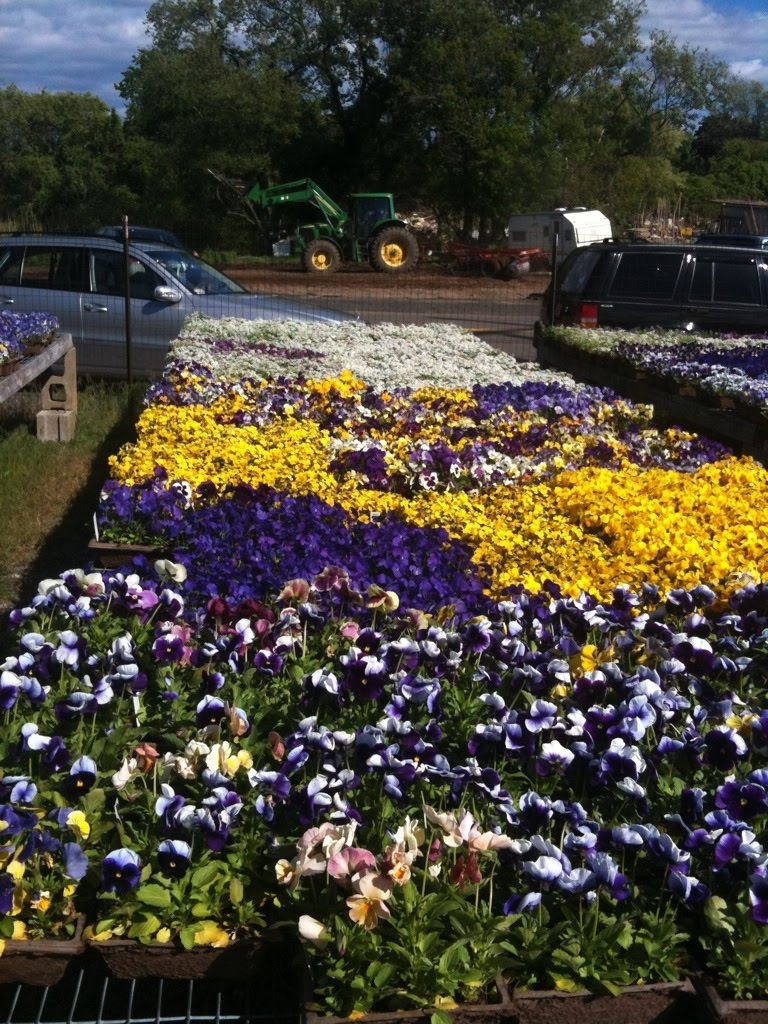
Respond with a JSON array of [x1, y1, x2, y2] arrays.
[[172, 314, 580, 390]]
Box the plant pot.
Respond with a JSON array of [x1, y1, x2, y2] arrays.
[[89, 935, 266, 981], [508, 979, 697, 1024], [304, 977, 513, 1024], [87, 539, 163, 569], [0, 916, 86, 987], [304, 999, 514, 1024], [0, 358, 22, 377], [694, 976, 768, 1023], [303, 973, 696, 1024]]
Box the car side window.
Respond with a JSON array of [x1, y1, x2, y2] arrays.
[[14, 247, 88, 291], [0, 247, 23, 285], [608, 253, 685, 299], [91, 250, 163, 301], [689, 255, 762, 305]]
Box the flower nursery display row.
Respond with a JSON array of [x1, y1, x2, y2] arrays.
[[4, 315, 768, 1019], [535, 325, 768, 408], [5, 563, 768, 1014], [534, 324, 768, 462]]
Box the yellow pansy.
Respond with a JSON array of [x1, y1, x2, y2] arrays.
[[193, 921, 231, 947], [66, 810, 91, 841], [6, 860, 25, 881], [30, 892, 51, 912]]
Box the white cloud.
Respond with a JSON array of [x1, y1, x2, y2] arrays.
[[641, 0, 768, 86], [0, 0, 149, 109]]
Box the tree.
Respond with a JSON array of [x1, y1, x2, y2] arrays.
[[117, 0, 756, 247], [706, 138, 768, 201], [0, 87, 132, 230], [122, 0, 648, 242], [119, 12, 306, 248]]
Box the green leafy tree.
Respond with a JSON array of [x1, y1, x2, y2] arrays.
[[0, 87, 133, 230], [706, 138, 768, 201], [117, 0, 760, 247], [119, 11, 306, 249]]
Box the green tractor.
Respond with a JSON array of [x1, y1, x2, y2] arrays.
[[246, 178, 420, 274]]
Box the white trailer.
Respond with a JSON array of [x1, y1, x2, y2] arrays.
[[507, 207, 612, 262]]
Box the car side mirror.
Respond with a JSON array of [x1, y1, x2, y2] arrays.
[[154, 286, 182, 304]]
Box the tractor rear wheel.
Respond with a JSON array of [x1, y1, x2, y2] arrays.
[[302, 240, 341, 274], [369, 226, 419, 273]]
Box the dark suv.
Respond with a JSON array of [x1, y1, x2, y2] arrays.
[[694, 233, 768, 250], [539, 241, 768, 335]]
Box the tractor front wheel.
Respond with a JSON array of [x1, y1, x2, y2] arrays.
[[369, 227, 419, 273], [302, 240, 341, 274]]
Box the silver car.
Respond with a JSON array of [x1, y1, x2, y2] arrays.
[[0, 234, 351, 378]]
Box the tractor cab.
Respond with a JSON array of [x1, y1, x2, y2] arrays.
[[349, 194, 398, 242]]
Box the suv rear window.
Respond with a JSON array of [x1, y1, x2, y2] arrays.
[[560, 249, 601, 293], [608, 252, 685, 299], [689, 254, 762, 304]]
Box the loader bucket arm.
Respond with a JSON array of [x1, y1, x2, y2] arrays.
[[246, 179, 348, 232]]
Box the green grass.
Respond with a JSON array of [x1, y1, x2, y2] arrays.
[[0, 380, 146, 615]]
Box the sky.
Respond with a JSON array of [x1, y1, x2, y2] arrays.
[[0, 0, 766, 116]]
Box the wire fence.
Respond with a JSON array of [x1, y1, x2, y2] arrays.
[[218, 259, 547, 362], [0, 233, 551, 378]]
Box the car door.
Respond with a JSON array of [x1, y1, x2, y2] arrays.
[[0, 244, 85, 342], [682, 251, 768, 334], [598, 251, 688, 329], [81, 247, 189, 377]]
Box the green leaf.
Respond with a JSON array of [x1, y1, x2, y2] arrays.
[[81, 787, 107, 814], [704, 896, 735, 935], [128, 914, 161, 939], [229, 877, 244, 905], [371, 963, 396, 988], [136, 883, 171, 908], [190, 863, 222, 889], [552, 976, 580, 992], [614, 923, 633, 950], [598, 979, 625, 997], [431, 1012, 453, 1024], [179, 926, 197, 950]]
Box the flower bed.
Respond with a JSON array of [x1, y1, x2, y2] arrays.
[[4, 316, 768, 1011], [5, 562, 768, 1008], [0, 311, 59, 366], [99, 320, 763, 605], [537, 325, 768, 411]]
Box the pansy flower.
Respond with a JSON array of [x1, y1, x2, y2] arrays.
[[68, 756, 97, 796], [157, 839, 192, 878], [101, 848, 141, 894]]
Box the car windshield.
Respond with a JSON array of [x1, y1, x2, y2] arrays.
[[150, 249, 248, 295]]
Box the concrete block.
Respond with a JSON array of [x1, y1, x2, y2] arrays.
[[57, 410, 77, 441], [37, 409, 77, 442]]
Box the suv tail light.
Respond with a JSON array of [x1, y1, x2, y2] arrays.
[[578, 302, 598, 327]]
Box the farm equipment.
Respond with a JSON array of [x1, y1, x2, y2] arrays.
[[447, 241, 548, 279], [246, 178, 420, 274]]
